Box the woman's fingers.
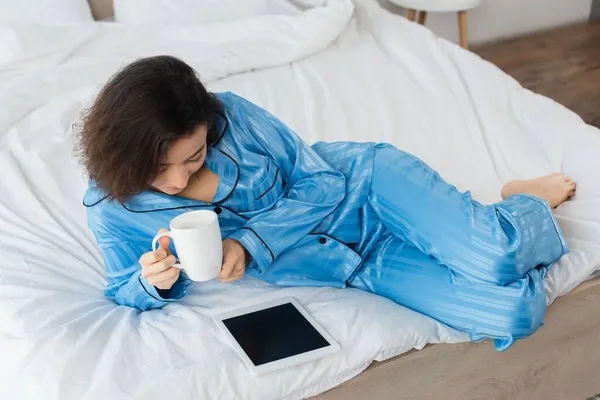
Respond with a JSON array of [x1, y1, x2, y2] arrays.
[[218, 260, 235, 281], [219, 274, 243, 283], [142, 254, 177, 277], [157, 228, 171, 253], [139, 248, 168, 266], [219, 261, 245, 283], [233, 261, 245, 273], [146, 266, 180, 286]]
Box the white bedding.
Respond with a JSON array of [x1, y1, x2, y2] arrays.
[[1, 0, 600, 399]]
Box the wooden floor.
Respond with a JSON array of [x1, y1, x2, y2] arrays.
[[473, 21, 600, 128], [316, 278, 600, 400]]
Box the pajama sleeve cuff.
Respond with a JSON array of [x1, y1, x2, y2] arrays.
[[138, 272, 192, 303], [228, 228, 273, 273]]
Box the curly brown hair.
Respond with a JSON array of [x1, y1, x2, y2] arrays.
[[76, 55, 222, 203]]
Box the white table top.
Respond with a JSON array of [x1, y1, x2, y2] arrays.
[[388, 0, 483, 12]]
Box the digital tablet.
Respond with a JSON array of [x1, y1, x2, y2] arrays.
[[214, 297, 340, 375]]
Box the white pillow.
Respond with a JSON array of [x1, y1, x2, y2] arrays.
[[0, 0, 94, 23], [114, 0, 268, 25]]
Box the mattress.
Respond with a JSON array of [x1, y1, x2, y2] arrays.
[[1, 0, 599, 399]]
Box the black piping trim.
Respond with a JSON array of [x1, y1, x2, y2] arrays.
[[308, 233, 360, 256], [120, 202, 249, 218], [211, 111, 229, 146], [240, 227, 275, 262], [82, 194, 110, 208], [311, 232, 364, 283], [138, 275, 165, 302], [255, 168, 279, 200], [214, 148, 240, 204]]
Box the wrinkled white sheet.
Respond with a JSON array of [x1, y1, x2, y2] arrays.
[[1, 0, 599, 399]]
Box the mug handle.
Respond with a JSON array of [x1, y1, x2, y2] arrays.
[[151, 231, 184, 269]]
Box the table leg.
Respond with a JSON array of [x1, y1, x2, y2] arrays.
[[458, 11, 468, 49]]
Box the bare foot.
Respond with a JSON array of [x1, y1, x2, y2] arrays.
[[501, 173, 576, 208]]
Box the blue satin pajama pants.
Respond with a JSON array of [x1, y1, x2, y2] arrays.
[[349, 145, 569, 350]]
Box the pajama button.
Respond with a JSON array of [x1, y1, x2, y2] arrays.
[[319, 237, 327, 244], [214, 207, 222, 215]]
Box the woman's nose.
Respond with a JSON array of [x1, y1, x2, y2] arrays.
[[169, 166, 190, 190]]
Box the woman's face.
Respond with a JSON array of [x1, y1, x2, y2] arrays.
[[151, 124, 208, 195]]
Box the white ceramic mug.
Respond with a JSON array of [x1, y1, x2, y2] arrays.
[[152, 210, 222, 282]]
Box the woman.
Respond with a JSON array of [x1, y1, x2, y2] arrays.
[[79, 55, 575, 350]]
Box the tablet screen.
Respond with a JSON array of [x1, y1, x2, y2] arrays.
[[221, 302, 331, 366]]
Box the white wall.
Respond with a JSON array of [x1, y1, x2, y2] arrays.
[[380, 0, 592, 45]]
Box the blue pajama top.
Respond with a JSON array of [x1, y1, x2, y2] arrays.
[[84, 92, 378, 311]]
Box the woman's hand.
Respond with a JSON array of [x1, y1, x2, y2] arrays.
[[139, 228, 180, 290], [218, 238, 248, 283]]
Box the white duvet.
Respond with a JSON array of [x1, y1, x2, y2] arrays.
[[1, 1, 599, 399]]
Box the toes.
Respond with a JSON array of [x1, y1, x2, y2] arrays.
[[557, 174, 572, 182], [566, 180, 576, 198]]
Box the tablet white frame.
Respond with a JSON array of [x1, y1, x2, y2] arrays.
[[213, 296, 340, 375]]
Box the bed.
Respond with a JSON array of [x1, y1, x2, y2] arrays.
[[1, 0, 599, 399]]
